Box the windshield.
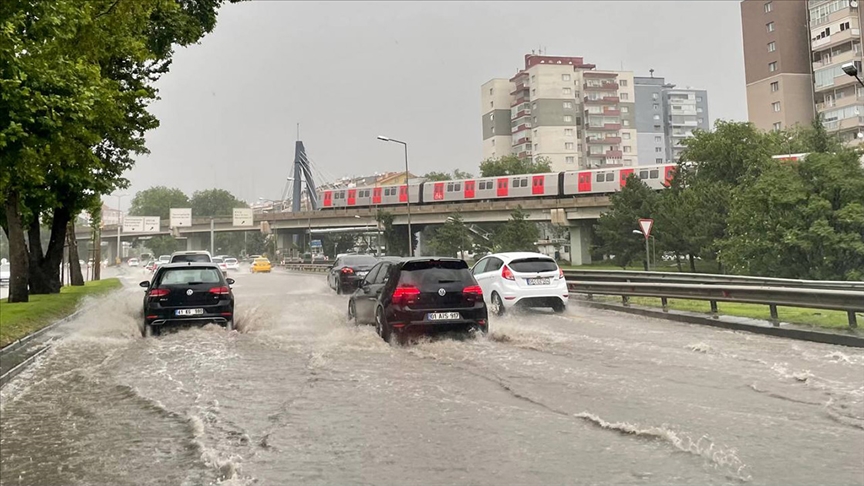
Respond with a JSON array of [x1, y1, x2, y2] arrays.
[[343, 256, 377, 267], [157, 268, 221, 285], [254, 258, 270, 264]]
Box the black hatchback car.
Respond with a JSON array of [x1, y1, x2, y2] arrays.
[[348, 257, 488, 343], [140, 263, 235, 337], [328, 254, 379, 294]]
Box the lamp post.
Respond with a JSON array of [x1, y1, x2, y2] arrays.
[[377, 135, 412, 256], [842, 62, 864, 88], [115, 194, 127, 264]]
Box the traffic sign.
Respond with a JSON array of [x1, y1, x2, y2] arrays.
[[143, 216, 160, 232], [638, 218, 654, 239], [170, 208, 192, 227], [233, 208, 254, 227], [310, 239, 322, 248], [122, 216, 145, 233]]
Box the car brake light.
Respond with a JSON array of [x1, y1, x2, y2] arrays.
[[392, 285, 420, 306], [148, 288, 169, 298], [558, 268, 565, 279], [501, 265, 515, 281], [463, 285, 483, 302], [341, 267, 354, 274], [209, 286, 231, 295]]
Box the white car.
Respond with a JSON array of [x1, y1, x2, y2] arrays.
[[128, 258, 139, 267], [211, 257, 229, 276], [224, 257, 239, 270], [471, 252, 567, 316]]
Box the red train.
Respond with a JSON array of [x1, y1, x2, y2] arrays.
[[321, 164, 675, 209]]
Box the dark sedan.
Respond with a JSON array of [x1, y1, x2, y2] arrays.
[[140, 263, 235, 337], [348, 257, 488, 344], [328, 254, 379, 294]]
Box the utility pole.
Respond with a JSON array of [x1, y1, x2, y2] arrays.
[[210, 219, 215, 254]]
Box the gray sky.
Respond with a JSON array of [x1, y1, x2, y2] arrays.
[[120, 1, 746, 209]]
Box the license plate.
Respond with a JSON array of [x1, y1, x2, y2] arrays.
[[357, 272, 367, 278], [427, 312, 461, 321], [527, 278, 551, 286], [175, 308, 204, 316]]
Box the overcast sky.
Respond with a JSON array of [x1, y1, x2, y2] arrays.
[[119, 1, 746, 209]]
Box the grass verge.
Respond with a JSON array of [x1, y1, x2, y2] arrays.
[[591, 295, 859, 330], [0, 279, 122, 348]]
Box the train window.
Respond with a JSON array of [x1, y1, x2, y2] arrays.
[[639, 170, 649, 179], [479, 181, 486, 190], [605, 173, 615, 182], [511, 179, 518, 188], [455, 183, 461, 191], [649, 169, 659, 179], [596, 173, 604, 183], [521, 179, 528, 187]]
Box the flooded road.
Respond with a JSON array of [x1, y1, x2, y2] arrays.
[[2, 269, 863, 485]]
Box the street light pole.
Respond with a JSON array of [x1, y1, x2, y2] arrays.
[[842, 62, 864, 87], [377, 136, 413, 256], [115, 194, 127, 263]]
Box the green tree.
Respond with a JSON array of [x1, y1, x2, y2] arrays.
[[680, 121, 776, 186], [190, 189, 248, 217], [129, 187, 190, 220], [453, 169, 474, 179], [423, 172, 452, 181], [376, 210, 413, 256], [146, 236, 180, 258], [479, 155, 552, 177], [494, 206, 539, 253], [593, 176, 659, 269], [428, 213, 472, 258]]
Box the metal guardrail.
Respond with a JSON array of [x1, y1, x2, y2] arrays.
[[567, 280, 864, 329], [562, 270, 864, 291]]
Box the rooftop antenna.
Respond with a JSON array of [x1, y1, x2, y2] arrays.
[[650, 68, 655, 78]]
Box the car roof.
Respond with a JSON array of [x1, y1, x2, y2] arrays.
[[158, 262, 221, 269], [484, 252, 555, 262], [396, 256, 465, 266], [171, 250, 211, 255]]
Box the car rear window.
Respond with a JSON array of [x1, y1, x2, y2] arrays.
[[344, 256, 377, 266], [509, 257, 558, 273], [172, 254, 211, 263], [254, 258, 270, 264], [212, 257, 223, 263], [158, 268, 221, 285], [399, 260, 474, 290], [224, 258, 237, 264]]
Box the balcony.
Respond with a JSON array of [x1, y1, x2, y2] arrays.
[[825, 116, 864, 131], [513, 136, 530, 146], [603, 108, 621, 116], [511, 123, 531, 133], [511, 95, 529, 107], [586, 152, 606, 158], [586, 136, 621, 144], [812, 28, 861, 50], [510, 83, 530, 95], [512, 109, 531, 119], [517, 151, 533, 159], [605, 150, 623, 158], [585, 123, 622, 131], [583, 82, 619, 91], [813, 49, 857, 70], [584, 95, 620, 105]]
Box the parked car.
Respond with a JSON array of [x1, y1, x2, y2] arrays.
[[211, 257, 229, 276], [328, 254, 378, 294], [251, 257, 272, 273], [349, 257, 487, 343], [471, 252, 567, 316], [139, 263, 235, 337], [0, 262, 10, 286], [224, 257, 239, 271], [127, 258, 139, 267]]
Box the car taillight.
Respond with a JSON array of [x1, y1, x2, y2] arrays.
[[148, 288, 169, 298], [209, 286, 231, 295], [558, 268, 565, 279], [392, 285, 420, 306], [341, 267, 354, 274], [501, 265, 515, 281], [463, 285, 483, 302]]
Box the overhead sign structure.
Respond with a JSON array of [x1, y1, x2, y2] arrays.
[[122, 216, 145, 233], [233, 208, 254, 227], [638, 219, 654, 239], [170, 208, 192, 228], [143, 216, 160, 232]]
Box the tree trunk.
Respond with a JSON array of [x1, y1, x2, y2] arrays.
[[28, 207, 70, 294], [688, 254, 697, 273], [675, 253, 683, 272], [92, 225, 101, 281], [4, 191, 29, 302], [67, 221, 84, 286]]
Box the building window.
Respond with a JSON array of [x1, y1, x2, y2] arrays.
[[652, 93, 659, 100], [490, 101, 494, 108], [563, 87, 572, 95], [697, 107, 703, 113], [654, 136, 662, 143], [768, 41, 776, 52], [772, 101, 781, 112], [769, 61, 777, 72], [565, 156, 575, 164], [764, 1, 772, 13], [698, 117, 704, 124], [622, 106, 629, 113], [653, 103, 660, 110], [491, 139, 495, 146], [773, 122, 782, 131], [656, 158, 663, 163], [533, 143, 538, 150], [489, 88, 493, 95], [565, 128, 574, 136], [565, 142, 574, 150], [532, 88, 536, 96], [620, 79, 628, 87], [841, 21, 851, 31], [532, 102, 537, 110], [620, 93, 629, 100], [697, 96, 703, 102], [622, 132, 631, 140], [655, 147, 663, 153], [623, 119, 630, 127], [653, 114, 661, 120], [563, 101, 573, 109], [623, 146, 632, 153], [766, 22, 774, 32], [564, 115, 573, 122], [771, 81, 779, 92], [562, 74, 571, 81], [531, 75, 535, 83]]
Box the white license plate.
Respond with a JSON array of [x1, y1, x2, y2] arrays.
[[175, 308, 204, 316], [527, 278, 551, 286], [357, 272, 367, 278], [427, 312, 461, 321]]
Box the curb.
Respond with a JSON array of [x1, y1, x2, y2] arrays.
[[0, 346, 50, 388], [575, 298, 864, 348]]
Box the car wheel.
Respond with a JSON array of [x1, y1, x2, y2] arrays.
[[552, 300, 566, 314], [225, 319, 235, 331], [348, 300, 357, 323], [144, 322, 159, 337], [376, 307, 390, 343], [335, 282, 342, 295], [490, 292, 505, 317]]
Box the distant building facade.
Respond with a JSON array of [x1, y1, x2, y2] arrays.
[[634, 75, 710, 164]]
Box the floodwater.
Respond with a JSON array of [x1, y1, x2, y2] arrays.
[[1, 268, 862, 485]]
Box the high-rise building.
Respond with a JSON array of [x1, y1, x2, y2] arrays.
[[481, 54, 638, 171], [634, 76, 710, 164]]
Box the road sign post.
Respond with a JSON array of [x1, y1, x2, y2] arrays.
[[232, 208, 254, 227], [170, 208, 192, 229], [638, 219, 654, 270]]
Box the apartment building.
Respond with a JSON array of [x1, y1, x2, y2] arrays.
[[481, 54, 637, 171], [634, 76, 709, 164]]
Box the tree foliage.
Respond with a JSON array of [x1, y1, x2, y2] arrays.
[[190, 189, 248, 218], [494, 206, 539, 253], [129, 187, 190, 220], [427, 213, 472, 258], [594, 176, 659, 268], [479, 155, 551, 177], [422, 169, 475, 181]]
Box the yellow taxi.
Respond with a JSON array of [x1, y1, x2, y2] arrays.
[[251, 257, 272, 273]]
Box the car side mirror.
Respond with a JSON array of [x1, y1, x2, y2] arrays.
[[226, 278, 235, 285], [139, 281, 150, 288]]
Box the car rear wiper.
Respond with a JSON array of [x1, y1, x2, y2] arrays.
[[186, 281, 204, 285], [438, 279, 458, 283]]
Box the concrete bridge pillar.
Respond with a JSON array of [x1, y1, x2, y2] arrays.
[[415, 226, 436, 257], [185, 234, 207, 251], [568, 221, 593, 266]]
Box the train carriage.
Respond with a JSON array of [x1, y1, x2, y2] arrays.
[[322, 183, 421, 209]]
